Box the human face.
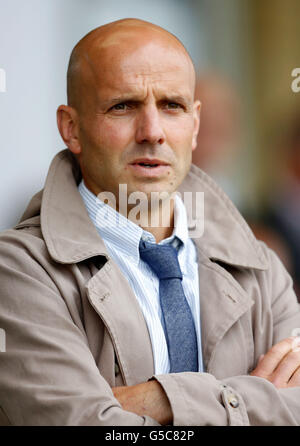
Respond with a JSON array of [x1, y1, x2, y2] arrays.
[[76, 40, 200, 204]]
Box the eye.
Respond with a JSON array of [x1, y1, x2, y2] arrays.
[[111, 103, 127, 111], [109, 101, 136, 112], [164, 102, 185, 111], [167, 102, 181, 108]]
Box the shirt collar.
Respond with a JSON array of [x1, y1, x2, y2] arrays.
[[78, 180, 189, 265]]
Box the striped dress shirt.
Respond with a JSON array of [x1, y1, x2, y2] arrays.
[[78, 180, 204, 374]]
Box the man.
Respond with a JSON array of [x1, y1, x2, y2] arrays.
[[0, 18, 300, 426]]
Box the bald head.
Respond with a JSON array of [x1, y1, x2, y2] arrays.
[[67, 18, 195, 109]]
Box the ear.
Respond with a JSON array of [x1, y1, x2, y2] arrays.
[[191, 100, 201, 152], [57, 105, 82, 154]]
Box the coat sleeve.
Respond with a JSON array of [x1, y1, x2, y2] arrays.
[[153, 244, 300, 426], [0, 231, 160, 426]]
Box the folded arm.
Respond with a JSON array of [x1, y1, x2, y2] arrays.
[[112, 380, 173, 425], [113, 245, 300, 426], [112, 336, 300, 425]]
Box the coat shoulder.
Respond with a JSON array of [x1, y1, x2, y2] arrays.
[[0, 216, 50, 271]]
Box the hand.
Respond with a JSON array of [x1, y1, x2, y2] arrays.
[[112, 379, 173, 425], [250, 337, 300, 388]]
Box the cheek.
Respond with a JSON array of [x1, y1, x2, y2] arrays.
[[166, 119, 194, 150], [97, 119, 134, 151]]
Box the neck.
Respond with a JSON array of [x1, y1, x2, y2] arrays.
[[141, 222, 174, 244], [138, 197, 175, 243]]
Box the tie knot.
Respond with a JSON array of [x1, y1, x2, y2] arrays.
[[139, 239, 182, 280]]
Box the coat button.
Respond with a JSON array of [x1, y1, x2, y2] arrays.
[[114, 362, 120, 376], [228, 395, 239, 408]]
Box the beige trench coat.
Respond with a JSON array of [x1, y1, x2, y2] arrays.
[[0, 149, 300, 426]]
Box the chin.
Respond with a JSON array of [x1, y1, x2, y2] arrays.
[[135, 181, 178, 196]]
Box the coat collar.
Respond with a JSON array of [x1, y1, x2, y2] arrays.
[[16, 149, 268, 270], [179, 163, 268, 270]]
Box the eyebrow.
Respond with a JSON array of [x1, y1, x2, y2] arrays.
[[101, 94, 192, 108], [159, 95, 191, 106]]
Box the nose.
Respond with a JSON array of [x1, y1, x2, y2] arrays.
[[135, 105, 166, 145]]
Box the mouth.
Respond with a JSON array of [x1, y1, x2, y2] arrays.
[[130, 158, 170, 168], [128, 158, 171, 177]]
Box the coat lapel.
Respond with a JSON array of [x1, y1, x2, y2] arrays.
[[195, 245, 255, 373], [86, 259, 155, 386]]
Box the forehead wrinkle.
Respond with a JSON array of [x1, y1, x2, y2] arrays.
[[101, 70, 193, 96], [90, 52, 193, 97], [115, 51, 195, 91], [121, 71, 195, 102]]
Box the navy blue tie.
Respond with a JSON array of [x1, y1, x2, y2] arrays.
[[139, 239, 198, 373]]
